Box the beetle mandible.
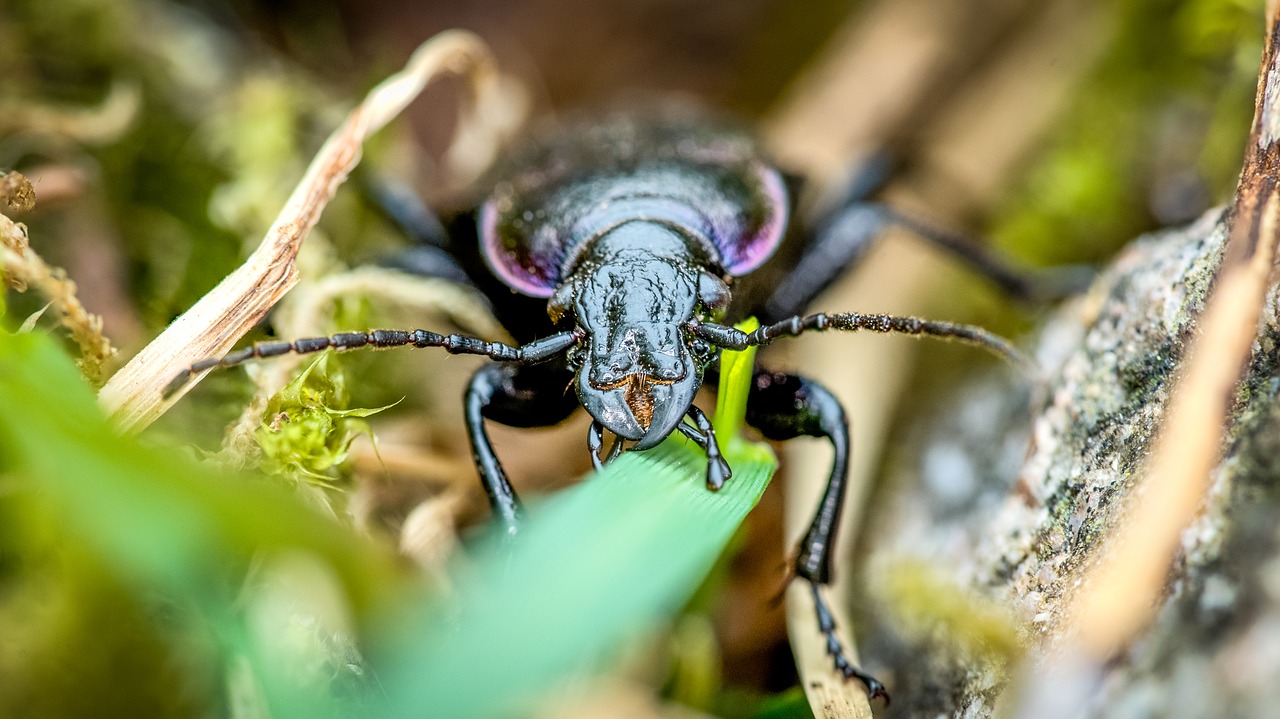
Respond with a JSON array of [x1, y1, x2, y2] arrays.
[[168, 112, 1043, 700]]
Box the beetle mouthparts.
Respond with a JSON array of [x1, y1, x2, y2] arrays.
[[595, 372, 672, 430], [625, 374, 657, 429]]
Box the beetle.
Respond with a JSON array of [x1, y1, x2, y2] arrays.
[[167, 111, 1048, 700]]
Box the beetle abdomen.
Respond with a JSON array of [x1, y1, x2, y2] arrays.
[[479, 114, 788, 297]]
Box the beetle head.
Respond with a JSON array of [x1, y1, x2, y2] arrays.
[[556, 223, 727, 450]]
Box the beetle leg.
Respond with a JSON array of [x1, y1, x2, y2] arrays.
[[587, 421, 625, 471], [744, 368, 888, 702], [370, 178, 553, 341], [675, 405, 732, 491], [465, 362, 580, 534], [378, 244, 476, 288], [764, 200, 1089, 323], [810, 583, 889, 702], [607, 435, 624, 463], [363, 175, 485, 289], [367, 175, 453, 250], [588, 422, 605, 471], [745, 371, 848, 587], [762, 202, 887, 323]]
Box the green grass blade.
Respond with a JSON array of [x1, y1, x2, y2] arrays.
[[715, 315, 761, 447], [377, 320, 776, 719]]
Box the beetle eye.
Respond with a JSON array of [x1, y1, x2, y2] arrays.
[[689, 338, 712, 361], [697, 271, 731, 319], [547, 280, 577, 325]]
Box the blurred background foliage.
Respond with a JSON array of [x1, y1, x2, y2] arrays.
[[992, 0, 1261, 264], [0, 0, 1267, 717]]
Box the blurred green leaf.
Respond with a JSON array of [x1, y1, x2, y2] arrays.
[[0, 329, 409, 718], [0, 330, 406, 607], [993, 0, 1262, 264]]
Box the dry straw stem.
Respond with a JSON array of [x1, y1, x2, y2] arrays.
[[1016, 4, 1280, 714], [98, 30, 507, 432], [2, 204, 118, 386], [763, 4, 972, 712], [0, 79, 141, 145], [763, 1, 1104, 715]]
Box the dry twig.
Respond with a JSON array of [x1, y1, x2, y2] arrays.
[[762, 0, 1105, 714], [98, 30, 511, 432]]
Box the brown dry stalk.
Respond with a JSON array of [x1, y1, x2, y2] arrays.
[[763, 1, 1105, 714], [762, 3, 972, 712], [98, 30, 506, 432], [2, 207, 118, 386], [1014, 3, 1280, 714]]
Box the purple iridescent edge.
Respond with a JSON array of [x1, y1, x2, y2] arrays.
[[479, 161, 790, 298], [479, 200, 559, 297], [720, 161, 788, 276]]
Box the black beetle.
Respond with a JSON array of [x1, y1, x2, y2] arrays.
[[167, 111, 1046, 700]]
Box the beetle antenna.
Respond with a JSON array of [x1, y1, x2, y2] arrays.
[[691, 313, 1033, 372], [163, 328, 581, 398]]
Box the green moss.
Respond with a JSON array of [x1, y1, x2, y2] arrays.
[[256, 354, 396, 486], [882, 562, 1024, 665]]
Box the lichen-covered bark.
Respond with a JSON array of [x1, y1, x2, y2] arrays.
[[861, 207, 1280, 717]]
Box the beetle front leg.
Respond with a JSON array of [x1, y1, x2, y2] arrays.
[[676, 405, 732, 491], [745, 368, 888, 702], [465, 362, 580, 534], [587, 421, 624, 470]]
